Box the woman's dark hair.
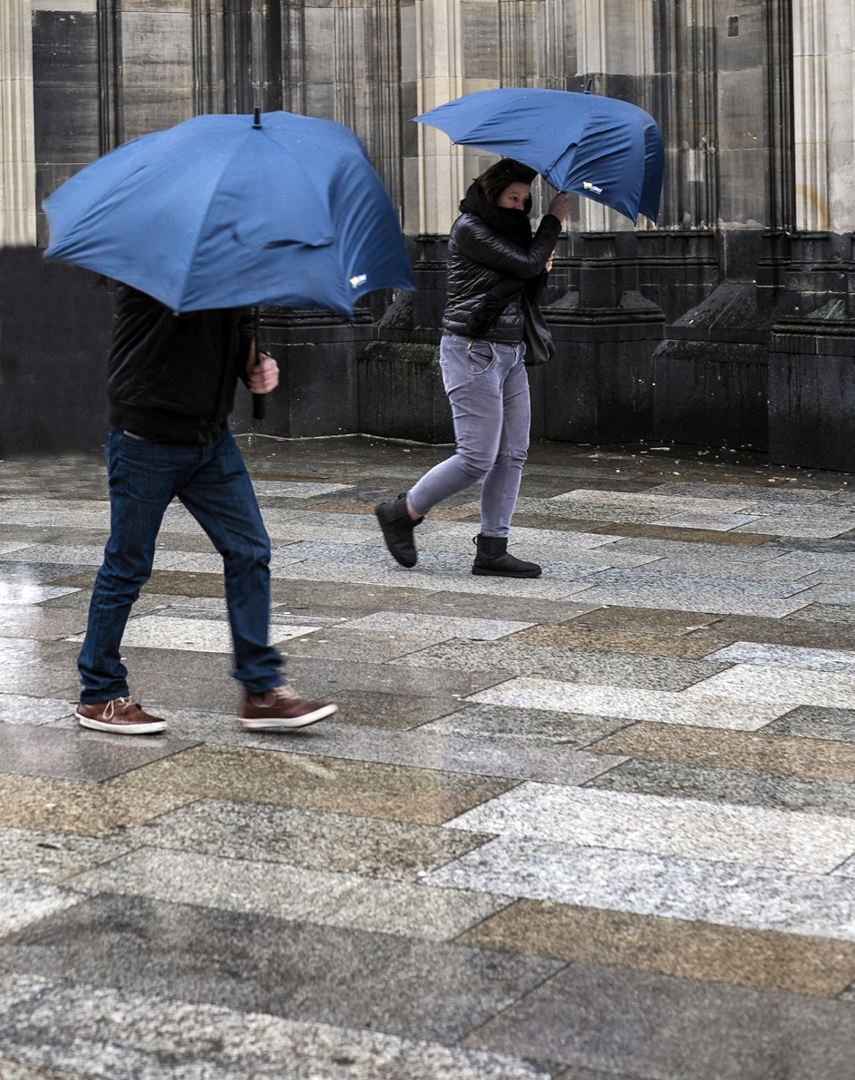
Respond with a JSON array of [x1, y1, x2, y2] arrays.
[[477, 159, 537, 204]]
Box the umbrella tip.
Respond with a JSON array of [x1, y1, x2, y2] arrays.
[[584, 78, 594, 94], [253, 107, 262, 129]]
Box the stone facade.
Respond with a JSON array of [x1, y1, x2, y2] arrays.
[[1, 1, 854, 463]]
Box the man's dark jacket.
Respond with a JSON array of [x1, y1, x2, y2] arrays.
[[107, 284, 253, 444], [442, 212, 561, 343]]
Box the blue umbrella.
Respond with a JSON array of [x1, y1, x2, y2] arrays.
[[414, 87, 664, 223], [44, 110, 415, 315]]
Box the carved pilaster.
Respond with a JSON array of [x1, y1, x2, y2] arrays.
[[193, 0, 226, 115], [0, 0, 36, 245], [97, 0, 123, 155], [366, 0, 404, 216], [499, 0, 534, 87], [671, 0, 717, 230], [792, 0, 828, 231], [766, 0, 795, 231]]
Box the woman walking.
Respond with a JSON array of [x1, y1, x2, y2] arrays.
[[376, 159, 569, 578]]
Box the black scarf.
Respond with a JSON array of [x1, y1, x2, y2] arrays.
[[459, 181, 533, 248], [458, 181, 544, 338]]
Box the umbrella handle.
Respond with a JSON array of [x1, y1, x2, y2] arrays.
[[251, 306, 266, 420]]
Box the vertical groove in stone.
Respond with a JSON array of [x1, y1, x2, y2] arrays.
[[334, 4, 358, 134], [97, 0, 123, 156], [766, 0, 795, 232], [674, 0, 717, 230], [498, 0, 533, 88], [366, 0, 404, 218], [0, 0, 37, 245], [193, 0, 225, 115], [792, 0, 829, 232], [281, 1, 307, 117]]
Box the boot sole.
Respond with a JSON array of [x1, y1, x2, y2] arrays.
[[75, 712, 167, 734], [472, 567, 542, 578], [239, 702, 338, 730]]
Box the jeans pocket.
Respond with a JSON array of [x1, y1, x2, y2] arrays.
[[467, 340, 495, 375]]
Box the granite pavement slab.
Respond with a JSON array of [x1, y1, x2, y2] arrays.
[[509, 625, 719, 659], [708, 640, 855, 673], [0, 974, 554, 1080], [690, 663, 855, 709], [112, 743, 518, 826], [0, 723, 194, 782], [0, 895, 563, 1045], [125, 799, 490, 881], [68, 847, 510, 942], [587, 758, 855, 818], [763, 705, 855, 742], [418, 703, 633, 747], [423, 836, 855, 941], [459, 897, 855, 997], [650, 511, 760, 531], [442, 781, 855, 872], [0, 826, 136, 886], [0, 696, 75, 726], [392, 641, 727, 691], [565, 584, 815, 619], [0, 879, 82, 937], [587, 720, 855, 781], [460, 959, 855, 1079], [241, 721, 626, 786], [469, 678, 794, 730]]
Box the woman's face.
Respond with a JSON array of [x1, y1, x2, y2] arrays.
[[495, 182, 531, 211]]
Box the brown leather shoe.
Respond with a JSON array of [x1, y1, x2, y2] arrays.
[[240, 685, 337, 730], [75, 697, 167, 735]]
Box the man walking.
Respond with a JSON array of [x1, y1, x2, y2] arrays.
[[75, 284, 337, 735]]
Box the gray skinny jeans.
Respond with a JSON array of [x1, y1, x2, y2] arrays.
[[407, 333, 530, 537]]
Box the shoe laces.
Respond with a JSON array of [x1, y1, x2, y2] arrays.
[[103, 696, 138, 719]]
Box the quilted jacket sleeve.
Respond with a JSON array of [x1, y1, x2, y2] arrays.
[[455, 213, 562, 278]]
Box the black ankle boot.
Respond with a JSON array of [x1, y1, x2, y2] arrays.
[[472, 534, 541, 578], [375, 494, 423, 567]]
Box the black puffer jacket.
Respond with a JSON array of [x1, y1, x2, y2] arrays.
[[442, 211, 561, 343], [107, 285, 253, 444]]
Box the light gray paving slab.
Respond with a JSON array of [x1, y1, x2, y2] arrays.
[[732, 518, 853, 539], [423, 836, 855, 941], [67, 614, 320, 652], [689, 663, 855, 710], [417, 703, 632, 747], [442, 782, 855, 873], [550, 489, 754, 513], [586, 566, 813, 599], [0, 827, 136, 885], [468, 677, 793, 730], [252, 481, 354, 497], [0, 584, 80, 605], [394, 641, 726, 691], [0, 973, 550, 1080], [0, 695, 75, 726], [0, 545, 106, 568], [637, 553, 817, 580], [0, 543, 30, 556], [69, 848, 509, 942], [341, 611, 533, 640], [708, 641, 855, 674], [571, 585, 814, 618], [0, 879, 82, 936], [646, 482, 838, 505], [268, 551, 589, 601], [243, 721, 625, 786], [650, 511, 760, 531]]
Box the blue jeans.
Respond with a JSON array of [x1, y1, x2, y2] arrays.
[[78, 427, 282, 703], [407, 333, 530, 537]]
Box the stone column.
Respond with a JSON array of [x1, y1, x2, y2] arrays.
[[405, 0, 465, 235], [793, 0, 855, 234], [0, 0, 37, 246]]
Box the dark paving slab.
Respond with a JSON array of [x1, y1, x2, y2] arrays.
[[0, 895, 564, 1045], [461, 961, 855, 1079], [0, 723, 195, 783], [584, 757, 855, 817], [763, 705, 855, 743], [687, 612, 855, 650]]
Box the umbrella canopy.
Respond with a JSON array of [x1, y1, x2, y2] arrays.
[[414, 87, 664, 223], [44, 110, 415, 315]]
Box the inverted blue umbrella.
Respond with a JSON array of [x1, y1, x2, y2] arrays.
[[414, 87, 664, 223], [44, 109, 415, 315]]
